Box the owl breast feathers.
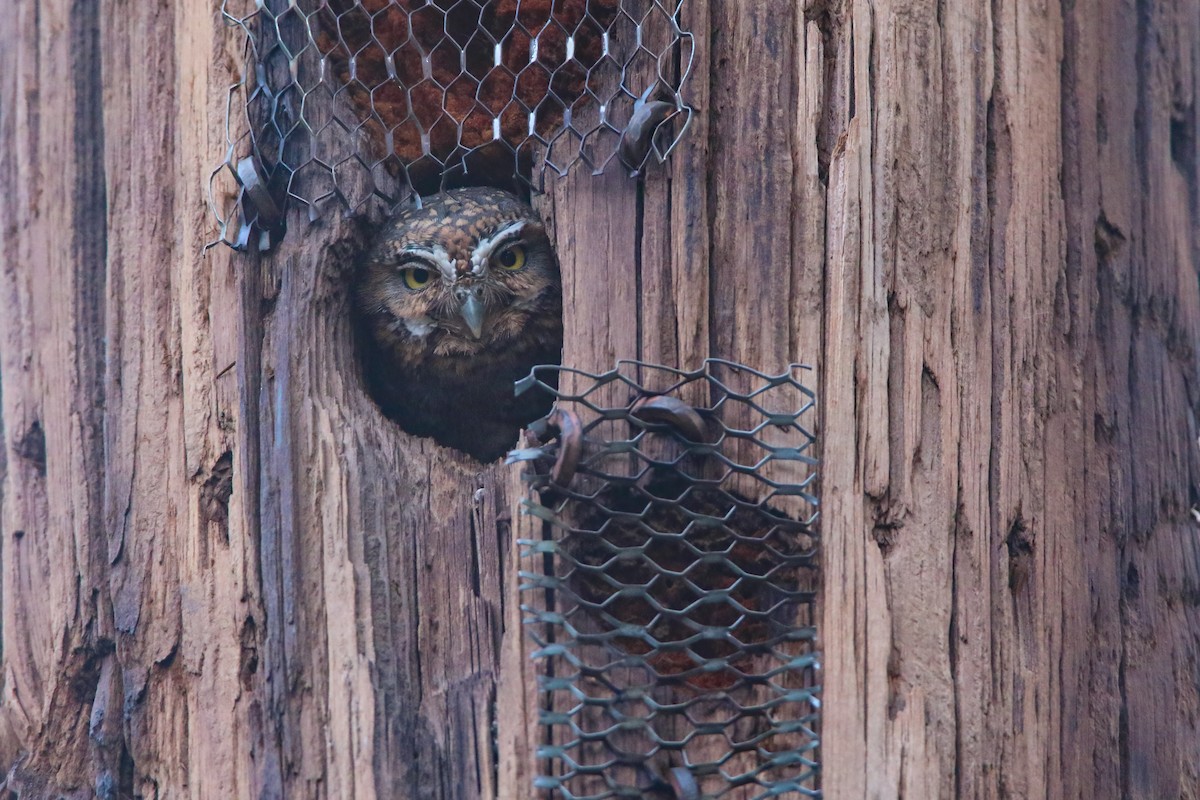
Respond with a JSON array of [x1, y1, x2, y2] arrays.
[[355, 187, 563, 462]]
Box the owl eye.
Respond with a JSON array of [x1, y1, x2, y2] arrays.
[[401, 266, 432, 291], [495, 244, 527, 271]]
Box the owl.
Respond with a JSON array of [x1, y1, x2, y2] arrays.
[[354, 187, 563, 462]]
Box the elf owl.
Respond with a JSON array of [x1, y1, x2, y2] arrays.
[[355, 187, 563, 462]]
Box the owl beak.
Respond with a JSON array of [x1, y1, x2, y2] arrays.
[[458, 292, 486, 340]]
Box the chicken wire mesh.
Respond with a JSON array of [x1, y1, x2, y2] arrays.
[[209, 0, 694, 250], [509, 360, 821, 799]]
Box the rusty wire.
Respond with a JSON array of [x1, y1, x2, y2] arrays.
[[510, 359, 821, 799], [208, 0, 694, 251]]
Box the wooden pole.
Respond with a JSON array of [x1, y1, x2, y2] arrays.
[[1, 1, 1198, 798]]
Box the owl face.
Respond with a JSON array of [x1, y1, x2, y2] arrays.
[[357, 188, 561, 364]]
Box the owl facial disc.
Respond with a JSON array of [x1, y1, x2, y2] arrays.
[[353, 185, 564, 462]]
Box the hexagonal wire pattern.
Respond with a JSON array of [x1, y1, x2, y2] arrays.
[[510, 360, 821, 799], [209, 0, 694, 250]]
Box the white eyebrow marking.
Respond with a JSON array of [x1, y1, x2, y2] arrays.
[[402, 245, 457, 281], [469, 220, 530, 275]]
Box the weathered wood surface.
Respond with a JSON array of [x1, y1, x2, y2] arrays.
[[1, 1, 1198, 799]]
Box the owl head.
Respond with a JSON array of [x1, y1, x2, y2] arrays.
[[355, 187, 562, 367]]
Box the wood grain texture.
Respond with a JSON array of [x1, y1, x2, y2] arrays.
[[0, 0, 1198, 798]]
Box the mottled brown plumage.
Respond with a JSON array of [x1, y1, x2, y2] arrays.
[[355, 187, 563, 461]]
